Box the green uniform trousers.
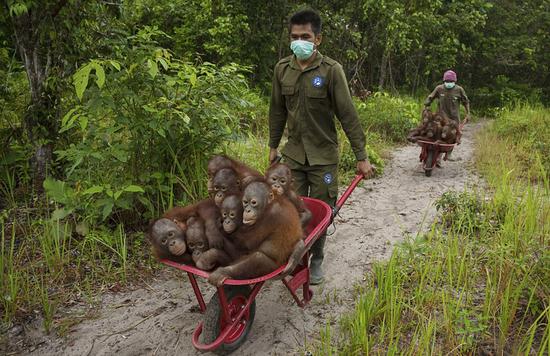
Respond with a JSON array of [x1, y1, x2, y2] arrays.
[[284, 155, 339, 262]]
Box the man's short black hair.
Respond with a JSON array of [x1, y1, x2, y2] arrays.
[[289, 9, 322, 35]]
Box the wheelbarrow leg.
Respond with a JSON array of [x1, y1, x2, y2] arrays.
[[187, 272, 207, 312], [282, 252, 313, 307]]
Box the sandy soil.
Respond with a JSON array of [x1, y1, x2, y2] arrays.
[[9, 124, 483, 356]]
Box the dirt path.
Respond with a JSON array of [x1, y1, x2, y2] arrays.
[[18, 124, 483, 356]]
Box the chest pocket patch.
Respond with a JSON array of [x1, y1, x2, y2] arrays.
[[307, 75, 327, 98], [312, 76, 325, 88]]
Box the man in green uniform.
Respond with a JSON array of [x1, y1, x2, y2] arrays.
[[424, 70, 471, 161], [268, 9, 374, 285]]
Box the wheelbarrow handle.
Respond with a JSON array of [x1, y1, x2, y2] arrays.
[[333, 174, 364, 217]]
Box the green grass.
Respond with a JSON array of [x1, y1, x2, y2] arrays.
[[488, 104, 550, 180], [312, 105, 550, 354], [0, 213, 151, 330]]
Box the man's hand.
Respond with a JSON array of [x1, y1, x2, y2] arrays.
[[269, 148, 279, 164], [356, 159, 375, 179]]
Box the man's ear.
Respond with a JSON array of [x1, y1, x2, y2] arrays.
[[314, 33, 322, 47]]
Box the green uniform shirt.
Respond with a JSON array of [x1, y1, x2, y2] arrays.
[[269, 53, 367, 166], [424, 84, 469, 122]]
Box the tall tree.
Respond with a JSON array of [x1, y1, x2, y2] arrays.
[[3, 0, 82, 190]]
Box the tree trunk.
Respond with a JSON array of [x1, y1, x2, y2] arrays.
[[10, 6, 59, 193], [378, 48, 388, 91]]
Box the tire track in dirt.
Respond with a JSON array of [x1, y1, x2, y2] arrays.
[[20, 123, 483, 356]]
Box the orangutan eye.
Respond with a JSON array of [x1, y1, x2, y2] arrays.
[[161, 238, 167, 245], [168, 231, 174, 238]]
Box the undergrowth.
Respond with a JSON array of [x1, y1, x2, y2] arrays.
[[312, 106, 550, 354]]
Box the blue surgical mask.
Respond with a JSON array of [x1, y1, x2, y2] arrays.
[[290, 40, 315, 60], [444, 82, 456, 89]]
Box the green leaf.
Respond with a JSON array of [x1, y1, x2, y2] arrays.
[[43, 178, 73, 204], [74, 63, 92, 101], [111, 149, 128, 162], [158, 58, 169, 70], [51, 208, 73, 220], [61, 108, 78, 128], [114, 190, 123, 200], [83, 185, 104, 195], [124, 185, 145, 193], [148, 59, 158, 79], [142, 104, 158, 113], [182, 113, 191, 124], [102, 201, 114, 220], [189, 72, 197, 86], [92, 62, 105, 89], [115, 197, 132, 209], [109, 60, 121, 71], [9, 3, 28, 16], [79, 116, 89, 130]]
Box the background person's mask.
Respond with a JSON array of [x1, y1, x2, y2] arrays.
[[444, 82, 456, 89]]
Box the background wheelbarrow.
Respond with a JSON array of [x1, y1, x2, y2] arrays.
[[417, 122, 465, 177]]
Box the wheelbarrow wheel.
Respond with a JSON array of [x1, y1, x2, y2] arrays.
[[424, 150, 434, 177], [202, 285, 256, 354]]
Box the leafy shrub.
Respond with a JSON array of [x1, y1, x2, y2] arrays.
[[355, 92, 421, 143], [48, 27, 262, 224], [435, 190, 496, 235]]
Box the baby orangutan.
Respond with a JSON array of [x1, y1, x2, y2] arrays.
[[220, 194, 244, 234], [208, 182, 303, 286], [148, 218, 193, 264], [211, 168, 241, 207], [207, 155, 263, 193], [219, 193, 306, 272], [437, 119, 460, 144], [265, 163, 312, 229], [185, 216, 232, 271]]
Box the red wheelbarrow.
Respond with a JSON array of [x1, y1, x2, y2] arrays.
[[416, 140, 455, 176], [417, 123, 465, 177], [160, 174, 364, 353]]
